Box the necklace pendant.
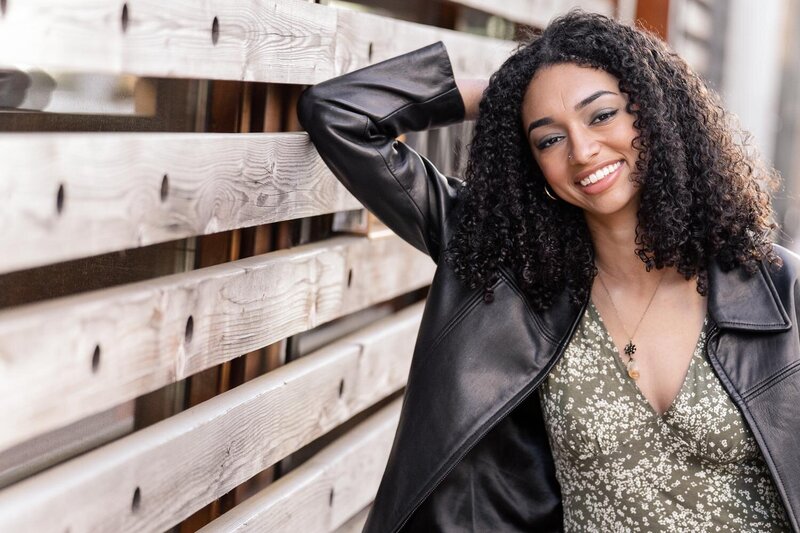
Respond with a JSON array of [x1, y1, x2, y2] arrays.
[[626, 358, 640, 381], [624, 341, 637, 356]]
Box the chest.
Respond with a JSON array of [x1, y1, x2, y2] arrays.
[[590, 285, 709, 415], [536, 308, 791, 529], [539, 304, 754, 461]]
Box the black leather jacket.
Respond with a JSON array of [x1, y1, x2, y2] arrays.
[[298, 42, 800, 532]]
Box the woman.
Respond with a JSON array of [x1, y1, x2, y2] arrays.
[[298, 11, 799, 532]]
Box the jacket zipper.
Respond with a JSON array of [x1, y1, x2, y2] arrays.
[[391, 295, 589, 533], [704, 323, 798, 531]]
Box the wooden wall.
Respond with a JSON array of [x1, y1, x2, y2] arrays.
[[0, 0, 614, 531]]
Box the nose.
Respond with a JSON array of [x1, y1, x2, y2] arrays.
[[568, 127, 601, 164]]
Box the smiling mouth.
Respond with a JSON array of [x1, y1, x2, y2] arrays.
[[578, 160, 623, 187]]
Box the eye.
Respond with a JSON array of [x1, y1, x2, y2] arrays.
[[537, 135, 563, 150], [591, 109, 618, 124]]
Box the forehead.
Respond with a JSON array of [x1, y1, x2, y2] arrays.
[[522, 63, 621, 117]]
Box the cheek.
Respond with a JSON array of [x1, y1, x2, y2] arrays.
[[535, 157, 568, 187]]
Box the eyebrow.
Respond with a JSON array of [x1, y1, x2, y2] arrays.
[[526, 90, 618, 136]]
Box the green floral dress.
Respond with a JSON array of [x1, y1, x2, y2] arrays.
[[538, 301, 790, 532]]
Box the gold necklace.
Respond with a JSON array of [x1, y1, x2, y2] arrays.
[[595, 269, 666, 381]]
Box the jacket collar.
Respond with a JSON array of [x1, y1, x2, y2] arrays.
[[707, 259, 791, 332]]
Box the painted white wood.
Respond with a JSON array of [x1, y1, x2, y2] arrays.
[[0, 233, 433, 452], [199, 400, 401, 533], [0, 307, 416, 532], [0, 0, 512, 83], [0, 132, 361, 275]]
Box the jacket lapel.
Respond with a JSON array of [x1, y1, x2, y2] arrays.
[[369, 270, 584, 533], [707, 260, 792, 332]]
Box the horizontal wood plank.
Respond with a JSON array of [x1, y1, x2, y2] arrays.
[[0, 233, 433, 452], [0, 0, 338, 84], [199, 401, 400, 533], [446, 0, 614, 27], [333, 8, 512, 78], [0, 132, 362, 275], [0, 402, 134, 489], [0, 306, 416, 532], [333, 506, 371, 533], [0, 0, 512, 84]]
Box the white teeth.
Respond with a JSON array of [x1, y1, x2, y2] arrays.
[[579, 161, 622, 187]]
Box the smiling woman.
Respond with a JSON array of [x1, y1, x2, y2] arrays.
[[522, 65, 640, 215], [298, 9, 800, 532], [445, 14, 781, 313]]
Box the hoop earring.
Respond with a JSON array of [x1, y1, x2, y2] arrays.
[[544, 184, 558, 201]]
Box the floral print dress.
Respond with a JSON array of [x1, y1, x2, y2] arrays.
[[538, 301, 790, 532]]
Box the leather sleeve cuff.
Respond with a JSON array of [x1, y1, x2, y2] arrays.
[[298, 41, 466, 138]]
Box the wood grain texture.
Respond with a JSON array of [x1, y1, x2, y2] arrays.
[[0, 132, 361, 275], [445, 0, 614, 27], [198, 400, 401, 533], [0, 306, 417, 532], [0, 233, 433, 452], [0, 0, 511, 84], [0, 0, 337, 84], [0, 402, 134, 489], [334, 8, 513, 78]]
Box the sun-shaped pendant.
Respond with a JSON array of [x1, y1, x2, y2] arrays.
[[624, 341, 636, 356]]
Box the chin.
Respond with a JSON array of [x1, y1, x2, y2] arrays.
[[581, 193, 640, 218]]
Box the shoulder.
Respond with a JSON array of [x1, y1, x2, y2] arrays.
[[765, 244, 799, 306], [770, 243, 800, 277]]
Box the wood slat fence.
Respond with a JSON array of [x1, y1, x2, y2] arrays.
[[0, 0, 613, 531]]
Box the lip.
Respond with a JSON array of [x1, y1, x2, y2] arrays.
[[575, 160, 625, 195], [574, 159, 625, 183]]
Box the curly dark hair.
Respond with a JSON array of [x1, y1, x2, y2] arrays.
[[443, 10, 782, 310]]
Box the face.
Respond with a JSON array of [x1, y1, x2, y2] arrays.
[[521, 63, 641, 219]]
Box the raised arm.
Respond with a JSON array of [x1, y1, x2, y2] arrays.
[[456, 78, 489, 121], [297, 42, 470, 261]]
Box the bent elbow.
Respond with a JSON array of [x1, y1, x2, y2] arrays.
[[296, 85, 320, 132]]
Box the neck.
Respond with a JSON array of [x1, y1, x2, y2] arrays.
[[584, 206, 653, 285]]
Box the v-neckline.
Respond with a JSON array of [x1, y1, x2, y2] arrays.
[[587, 300, 707, 419]]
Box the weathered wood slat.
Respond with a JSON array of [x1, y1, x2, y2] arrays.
[[0, 233, 433, 452], [0, 0, 338, 84], [445, 0, 614, 27], [0, 402, 134, 489], [333, 8, 512, 78], [333, 507, 371, 533], [0, 132, 361, 275], [0, 0, 512, 84], [199, 401, 400, 533], [0, 305, 417, 532]]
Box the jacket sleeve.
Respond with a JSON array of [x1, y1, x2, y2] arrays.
[[296, 41, 466, 262]]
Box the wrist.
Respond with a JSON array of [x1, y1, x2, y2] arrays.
[[455, 79, 489, 121]]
